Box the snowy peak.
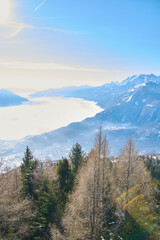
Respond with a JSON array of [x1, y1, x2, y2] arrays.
[[120, 74, 160, 87], [1, 73, 160, 166]]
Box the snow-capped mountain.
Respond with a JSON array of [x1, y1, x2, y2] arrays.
[[0, 89, 28, 107], [1, 74, 160, 168]]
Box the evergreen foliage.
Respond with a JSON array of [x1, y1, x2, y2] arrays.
[[30, 176, 59, 240], [20, 146, 38, 199], [69, 142, 84, 175], [57, 158, 73, 209], [1, 142, 160, 240]]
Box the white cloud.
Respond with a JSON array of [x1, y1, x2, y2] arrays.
[[0, 0, 80, 39], [1, 21, 81, 38], [0, 61, 109, 73]]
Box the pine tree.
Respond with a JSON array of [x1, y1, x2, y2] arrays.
[[57, 158, 73, 209], [31, 176, 58, 240], [69, 142, 84, 176], [20, 146, 38, 199]]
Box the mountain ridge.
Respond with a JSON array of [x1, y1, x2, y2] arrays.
[[1, 74, 160, 168]]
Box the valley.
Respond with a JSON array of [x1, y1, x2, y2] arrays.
[[1, 74, 160, 169]]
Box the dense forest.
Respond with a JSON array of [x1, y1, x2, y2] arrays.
[[0, 128, 160, 240]]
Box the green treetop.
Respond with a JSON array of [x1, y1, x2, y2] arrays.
[[69, 143, 84, 175], [20, 146, 38, 199]]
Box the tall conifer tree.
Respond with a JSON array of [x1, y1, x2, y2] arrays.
[[57, 158, 73, 209], [69, 143, 84, 175], [31, 176, 58, 240], [20, 146, 38, 199]]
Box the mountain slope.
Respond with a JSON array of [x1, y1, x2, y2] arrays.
[[1, 74, 160, 168], [27, 73, 160, 151], [31, 73, 160, 127], [0, 89, 28, 107], [31, 74, 160, 110]]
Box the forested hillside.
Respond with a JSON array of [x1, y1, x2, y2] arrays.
[[0, 129, 160, 240]]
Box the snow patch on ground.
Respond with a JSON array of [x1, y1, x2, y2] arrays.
[[123, 93, 135, 102], [103, 123, 136, 131]]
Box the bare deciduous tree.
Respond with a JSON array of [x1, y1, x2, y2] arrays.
[[113, 137, 154, 224], [63, 128, 115, 240]]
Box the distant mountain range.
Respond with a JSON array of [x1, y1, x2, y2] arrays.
[[0, 89, 28, 107], [1, 74, 160, 168], [30, 85, 92, 98]]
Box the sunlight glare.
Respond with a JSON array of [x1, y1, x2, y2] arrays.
[[0, 0, 11, 24]]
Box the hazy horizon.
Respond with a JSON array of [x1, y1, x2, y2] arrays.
[[0, 0, 160, 143], [0, 0, 160, 93]]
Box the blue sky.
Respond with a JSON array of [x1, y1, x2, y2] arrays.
[[0, 0, 160, 92]]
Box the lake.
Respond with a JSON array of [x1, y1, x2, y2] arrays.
[[0, 97, 102, 140]]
